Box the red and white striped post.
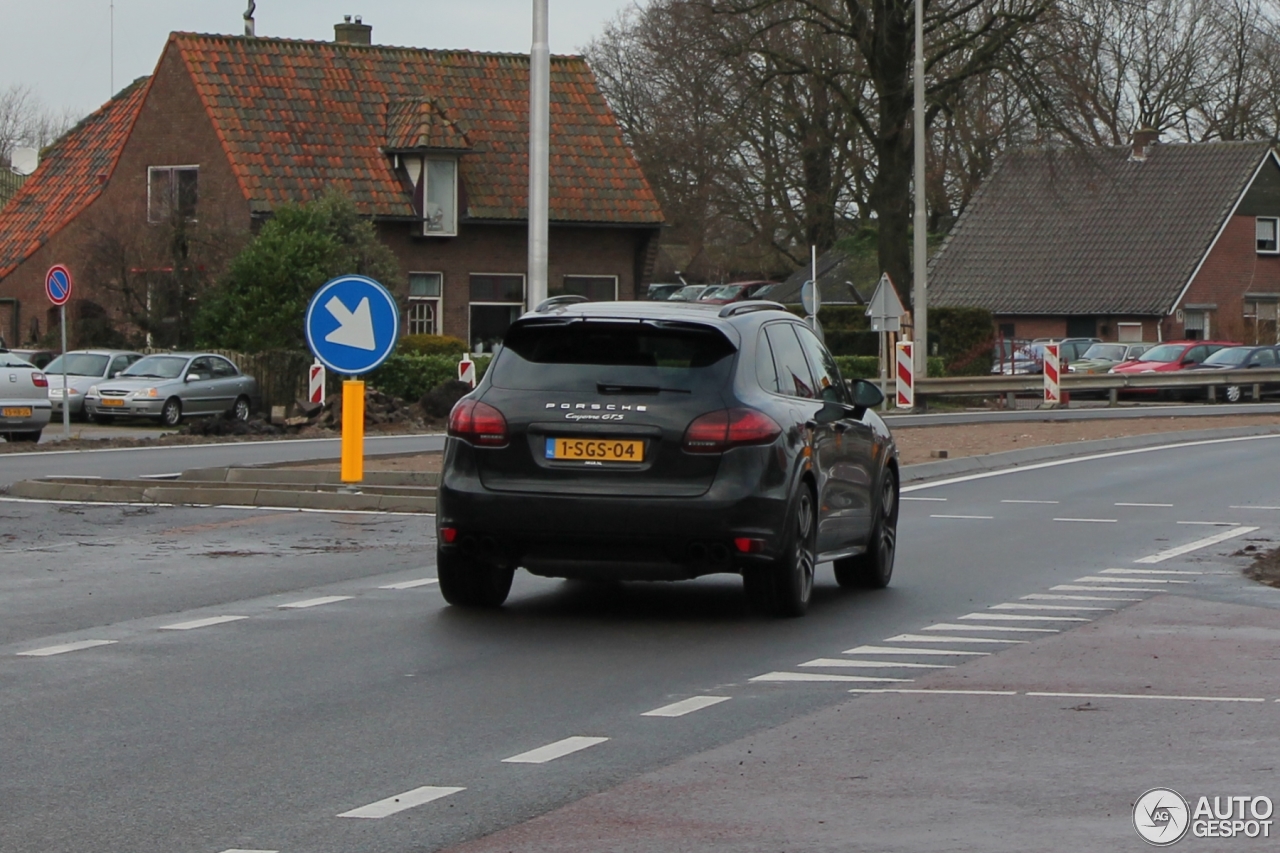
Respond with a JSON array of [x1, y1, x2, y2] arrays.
[[895, 341, 914, 409], [1043, 343, 1061, 406], [309, 361, 326, 406], [458, 353, 476, 388]]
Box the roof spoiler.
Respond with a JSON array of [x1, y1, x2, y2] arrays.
[[718, 300, 788, 318], [534, 295, 589, 313]]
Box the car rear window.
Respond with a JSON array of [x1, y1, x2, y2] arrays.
[[44, 354, 109, 376], [491, 320, 737, 393], [1202, 347, 1250, 366]]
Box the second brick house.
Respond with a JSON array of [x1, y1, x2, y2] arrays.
[[0, 18, 664, 352]]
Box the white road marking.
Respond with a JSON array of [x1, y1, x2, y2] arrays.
[[1134, 526, 1259, 563], [1230, 505, 1280, 510], [901, 434, 1280, 493], [800, 658, 954, 668], [1054, 517, 1117, 524], [160, 615, 248, 631], [903, 496, 947, 502], [990, 602, 1115, 611], [1052, 584, 1162, 593], [1177, 520, 1239, 526], [930, 514, 993, 520], [884, 633, 1027, 644], [749, 672, 914, 683], [641, 696, 730, 717], [219, 849, 279, 853], [924, 623, 1058, 633], [337, 785, 465, 818], [850, 688, 1020, 696], [503, 736, 610, 764], [1116, 502, 1174, 507], [843, 645, 990, 657], [278, 596, 353, 609], [17, 639, 117, 657], [1025, 691, 1266, 704], [1101, 568, 1202, 575], [379, 578, 439, 590], [1023, 593, 1142, 602], [1001, 499, 1059, 504], [958, 613, 1091, 622], [1075, 576, 1189, 584]]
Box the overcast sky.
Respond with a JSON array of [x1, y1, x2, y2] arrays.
[[3, 1, 640, 118]]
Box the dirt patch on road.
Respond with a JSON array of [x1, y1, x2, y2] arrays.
[[892, 413, 1280, 466], [1244, 545, 1280, 589]]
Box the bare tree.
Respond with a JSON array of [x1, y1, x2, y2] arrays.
[[0, 84, 77, 166]]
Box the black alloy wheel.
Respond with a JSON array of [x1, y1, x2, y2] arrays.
[[834, 467, 898, 589], [743, 486, 816, 617], [232, 396, 251, 422], [437, 550, 515, 608], [161, 398, 183, 427]]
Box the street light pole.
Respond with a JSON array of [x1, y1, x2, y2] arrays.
[[527, 0, 551, 311], [912, 0, 928, 380]]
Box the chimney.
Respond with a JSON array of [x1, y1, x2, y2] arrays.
[[244, 0, 255, 37], [335, 14, 372, 45], [1131, 127, 1159, 161]]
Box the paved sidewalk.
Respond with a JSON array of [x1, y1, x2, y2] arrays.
[[444, 593, 1280, 852]]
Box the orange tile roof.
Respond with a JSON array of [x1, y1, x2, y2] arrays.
[[0, 77, 150, 280], [386, 98, 473, 151], [172, 33, 664, 224]]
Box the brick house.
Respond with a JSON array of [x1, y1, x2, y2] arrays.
[[928, 136, 1280, 346], [0, 19, 663, 351]]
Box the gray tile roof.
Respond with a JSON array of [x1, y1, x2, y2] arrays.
[[928, 142, 1273, 315]]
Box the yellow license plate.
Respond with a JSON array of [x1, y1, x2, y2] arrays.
[[546, 437, 644, 462], [101, 398, 126, 407], [2, 407, 32, 417]]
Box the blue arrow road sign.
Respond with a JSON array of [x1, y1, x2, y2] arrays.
[[305, 275, 400, 376]]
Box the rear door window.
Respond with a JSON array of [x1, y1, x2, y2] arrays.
[[1185, 345, 1209, 364], [764, 323, 817, 399], [1251, 349, 1276, 366]]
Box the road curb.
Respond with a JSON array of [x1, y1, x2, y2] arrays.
[[900, 423, 1280, 484]]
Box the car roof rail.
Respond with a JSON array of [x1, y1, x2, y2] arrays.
[[534, 295, 589, 313], [718, 300, 789, 319]]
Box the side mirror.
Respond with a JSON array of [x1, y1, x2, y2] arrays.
[[851, 379, 884, 409], [186, 374, 199, 382], [111, 371, 121, 378]]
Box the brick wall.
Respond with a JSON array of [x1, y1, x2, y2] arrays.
[[994, 315, 1162, 343], [1180, 214, 1280, 341]]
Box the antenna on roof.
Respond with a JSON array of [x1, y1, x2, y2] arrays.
[[244, 0, 256, 37]]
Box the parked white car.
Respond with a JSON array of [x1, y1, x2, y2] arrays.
[[0, 349, 53, 442], [46, 350, 144, 421]]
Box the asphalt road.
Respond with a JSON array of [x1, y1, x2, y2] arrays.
[[1, 434, 1278, 852], [0, 434, 446, 488]]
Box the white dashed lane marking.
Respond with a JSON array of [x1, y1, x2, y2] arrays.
[[850, 688, 1019, 696], [1001, 499, 1059, 504], [219, 849, 279, 853], [844, 645, 990, 657], [924, 623, 1058, 633], [884, 633, 1027, 644], [990, 602, 1114, 611], [1026, 691, 1267, 704], [903, 497, 947, 502], [1075, 576, 1189, 584], [160, 616, 248, 631], [1101, 568, 1202, 575], [1023, 593, 1142, 602], [1116, 502, 1173, 507], [1053, 584, 1163, 593], [1177, 521, 1239, 526], [800, 657, 954, 669], [1134, 526, 1258, 563], [278, 596, 353, 609], [641, 696, 730, 717], [17, 640, 116, 657], [930, 514, 993, 520], [750, 672, 914, 684], [1054, 517, 1117, 524], [502, 737, 610, 764], [378, 578, 439, 590], [337, 785, 465, 819], [958, 613, 1090, 623], [1230, 505, 1280, 510]]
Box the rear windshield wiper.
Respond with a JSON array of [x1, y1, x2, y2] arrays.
[[597, 383, 691, 395]]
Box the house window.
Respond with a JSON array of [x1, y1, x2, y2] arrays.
[[469, 274, 525, 353], [554, 276, 619, 302], [148, 166, 198, 223], [1258, 217, 1279, 253], [423, 159, 458, 236], [1183, 309, 1208, 340], [1243, 296, 1279, 344], [1117, 322, 1144, 343], [406, 272, 443, 336]]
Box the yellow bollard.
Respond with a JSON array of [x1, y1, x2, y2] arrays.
[[341, 380, 364, 483]]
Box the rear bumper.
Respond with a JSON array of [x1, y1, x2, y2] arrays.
[[0, 399, 52, 433]]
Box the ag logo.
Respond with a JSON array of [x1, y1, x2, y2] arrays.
[[1134, 788, 1191, 846]]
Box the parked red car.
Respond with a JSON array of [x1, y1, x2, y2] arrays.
[[1110, 340, 1238, 396]]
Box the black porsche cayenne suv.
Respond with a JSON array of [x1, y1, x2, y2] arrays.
[[436, 297, 899, 617]]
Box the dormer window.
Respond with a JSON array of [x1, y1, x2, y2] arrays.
[[386, 98, 471, 239], [423, 158, 457, 236]]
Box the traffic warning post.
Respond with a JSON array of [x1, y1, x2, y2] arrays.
[[458, 353, 476, 388], [896, 341, 914, 409], [1043, 343, 1061, 406], [309, 362, 326, 406]]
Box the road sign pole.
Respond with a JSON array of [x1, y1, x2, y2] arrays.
[[60, 304, 69, 438], [341, 380, 364, 483]]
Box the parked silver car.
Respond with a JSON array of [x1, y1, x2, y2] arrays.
[[46, 350, 144, 420], [0, 349, 53, 442], [84, 352, 259, 426]]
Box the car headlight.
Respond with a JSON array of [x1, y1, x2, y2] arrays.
[[130, 388, 161, 399], [88, 385, 98, 396], [66, 387, 80, 395]]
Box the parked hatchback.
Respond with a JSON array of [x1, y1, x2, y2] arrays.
[[437, 298, 900, 617], [1184, 345, 1280, 402], [85, 352, 259, 426], [45, 350, 144, 421], [0, 350, 52, 442], [1110, 341, 1238, 375]]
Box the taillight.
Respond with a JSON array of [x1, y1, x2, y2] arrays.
[[683, 408, 781, 454], [31, 372, 48, 388], [448, 399, 508, 447]]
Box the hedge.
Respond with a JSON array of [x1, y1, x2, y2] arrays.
[[367, 353, 491, 402], [399, 334, 468, 356], [929, 306, 995, 376], [835, 355, 945, 380]]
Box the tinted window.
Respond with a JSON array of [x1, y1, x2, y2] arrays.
[[1138, 344, 1185, 363], [1185, 345, 1209, 364], [211, 357, 238, 378], [44, 354, 109, 376], [109, 355, 134, 376], [123, 355, 189, 379], [491, 320, 736, 393], [764, 324, 816, 399], [756, 331, 780, 393], [189, 357, 215, 378], [1251, 349, 1276, 366], [1203, 347, 1250, 366], [794, 325, 848, 403]]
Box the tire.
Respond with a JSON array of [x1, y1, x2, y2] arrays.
[[91, 413, 114, 425], [743, 485, 817, 617], [834, 467, 899, 589], [161, 398, 183, 427], [231, 395, 251, 422], [11, 430, 41, 443], [1224, 385, 1243, 404], [437, 549, 515, 608]]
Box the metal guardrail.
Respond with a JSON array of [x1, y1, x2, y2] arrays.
[[876, 368, 1280, 401]]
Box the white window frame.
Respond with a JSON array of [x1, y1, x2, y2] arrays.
[[559, 275, 620, 301], [147, 165, 200, 224], [1257, 216, 1279, 254], [422, 157, 459, 238], [406, 271, 444, 336], [1183, 309, 1210, 339], [468, 273, 526, 354]]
